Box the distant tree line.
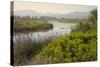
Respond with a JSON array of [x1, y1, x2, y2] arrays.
[[13, 15, 59, 20]]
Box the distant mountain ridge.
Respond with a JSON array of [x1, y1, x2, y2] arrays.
[[14, 10, 91, 19]]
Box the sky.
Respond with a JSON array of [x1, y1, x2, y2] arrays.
[[14, 1, 96, 14]]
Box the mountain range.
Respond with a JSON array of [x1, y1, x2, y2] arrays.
[[14, 10, 91, 19]]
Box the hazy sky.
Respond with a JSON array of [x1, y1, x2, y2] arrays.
[[14, 1, 96, 14]]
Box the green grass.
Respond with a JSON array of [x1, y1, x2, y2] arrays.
[[14, 19, 53, 32]]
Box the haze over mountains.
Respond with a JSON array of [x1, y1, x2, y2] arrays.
[[14, 10, 91, 19]]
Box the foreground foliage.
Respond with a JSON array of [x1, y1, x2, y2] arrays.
[[34, 30, 96, 64], [31, 9, 97, 64]]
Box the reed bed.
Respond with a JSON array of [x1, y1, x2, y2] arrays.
[[13, 30, 68, 65]]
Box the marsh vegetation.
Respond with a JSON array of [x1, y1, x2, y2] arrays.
[[13, 9, 97, 66], [14, 18, 53, 32]]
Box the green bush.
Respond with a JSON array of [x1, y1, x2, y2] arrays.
[[35, 30, 97, 64]]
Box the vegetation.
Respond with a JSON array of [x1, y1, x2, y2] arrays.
[[33, 30, 96, 64], [14, 18, 53, 32], [14, 34, 55, 65], [31, 9, 97, 64], [13, 9, 97, 65]]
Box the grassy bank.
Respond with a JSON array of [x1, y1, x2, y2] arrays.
[[14, 19, 53, 32]]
